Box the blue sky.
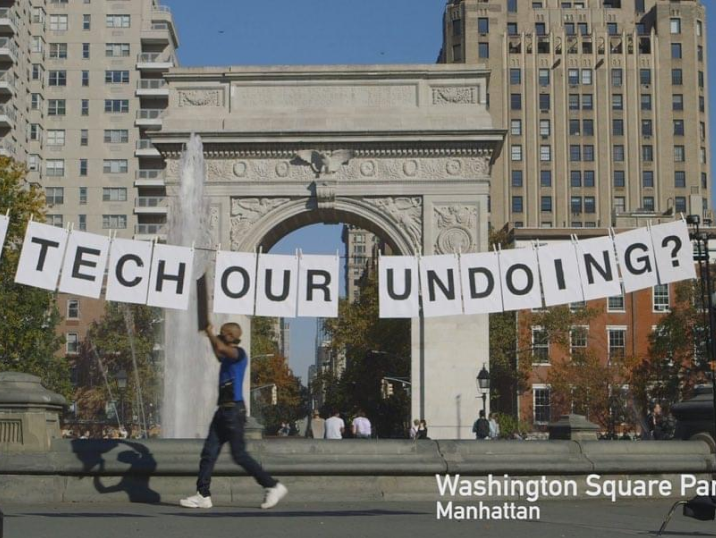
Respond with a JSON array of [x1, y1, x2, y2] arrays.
[[165, 0, 716, 381]]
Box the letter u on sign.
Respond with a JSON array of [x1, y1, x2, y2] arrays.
[[255, 254, 299, 318]]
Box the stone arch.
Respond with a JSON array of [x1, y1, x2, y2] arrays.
[[231, 197, 421, 256]]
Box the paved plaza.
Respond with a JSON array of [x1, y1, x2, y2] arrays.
[[1, 499, 713, 538]]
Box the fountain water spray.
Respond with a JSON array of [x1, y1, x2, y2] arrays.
[[163, 133, 217, 438]]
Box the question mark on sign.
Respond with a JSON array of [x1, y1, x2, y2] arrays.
[[662, 236, 682, 267]]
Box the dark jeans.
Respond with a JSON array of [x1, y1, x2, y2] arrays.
[[196, 403, 277, 497]]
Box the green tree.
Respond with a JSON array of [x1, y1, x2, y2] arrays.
[[0, 157, 69, 398], [77, 304, 162, 425], [251, 352, 308, 434]]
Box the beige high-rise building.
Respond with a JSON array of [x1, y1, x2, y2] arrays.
[[342, 225, 379, 303], [441, 0, 710, 230], [2, 0, 177, 237]]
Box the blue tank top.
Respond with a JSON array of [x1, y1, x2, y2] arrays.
[[218, 346, 247, 404]]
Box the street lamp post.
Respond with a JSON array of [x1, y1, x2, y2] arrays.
[[686, 215, 716, 442], [116, 369, 128, 426], [476, 364, 490, 414]]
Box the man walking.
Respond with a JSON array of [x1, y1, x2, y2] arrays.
[[325, 410, 345, 439], [180, 323, 287, 509], [472, 410, 490, 440]]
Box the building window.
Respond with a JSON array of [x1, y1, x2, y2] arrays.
[[607, 22, 618, 35], [508, 0, 517, 12], [581, 69, 592, 85], [79, 159, 88, 176], [643, 196, 655, 211], [570, 145, 581, 162], [653, 285, 670, 312], [104, 100, 129, 113], [47, 215, 63, 228], [47, 130, 65, 146], [571, 196, 582, 214], [670, 18, 681, 34], [82, 71, 89, 87], [700, 122, 706, 140], [511, 145, 522, 161], [674, 196, 687, 214], [48, 70, 66, 87], [66, 333, 79, 355], [539, 93, 550, 111], [608, 286, 625, 311], [511, 119, 522, 136], [478, 17, 488, 34], [700, 96, 705, 113], [584, 196, 595, 214], [582, 94, 593, 111], [83, 14, 91, 30], [614, 196, 626, 214], [512, 196, 523, 213], [540, 119, 550, 136], [31, 94, 42, 111], [49, 43, 67, 59], [46, 160, 65, 177], [568, 69, 579, 85], [640, 69, 651, 85], [510, 94, 521, 110], [612, 94, 623, 110], [510, 69, 521, 85], [570, 326, 588, 353], [641, 94, 652, 111], [641, 120, 652, 137], [102, 215, 127, 229], [642, 145, 653, 162], [671, 43, 682, 59], [540, 170, 552, 187], [478, 42, 489, 58], [81, 99, 89, 116], [569, 119, 580, 136], [105, 70, 130, 84], [538, 69, 550, 87], [452, 18, 462, 37], [80, 130, 88, 146], [106, 43, 130, 57], [82, 43, 90, 59], [673, 94, 684, 111], [102, 187, 127, 202], [674, 145, 685, 162], [507, 22, 518, 35], [613, 145, 624, 162], [571, 171, 581, 187], [532, 327, 549, 363], [103, 160, 129, 174], [569, 94, 580, 110], [452, 44, 463, 62], [565, 23, 575, 36], [533, 386, 551, 424], [583, 145, 594, 162], [49, 15, 68, 31], [540, 145, 551, 162], [674, 171, 685, 188], [612, 69, 623, 87], [614, 170, 625, 188], [613, 119, 624, 136], [535, 22, 546, 36], [541, 196, 552, 213], [106, 14, 131, 28], [511, 170, 523, 188], [584, 170, 595, 187], [608, 328, 626, 361], [79, 187, 87, 205], [45, 187, 64, 205], [78, 215, 86, 231], [67, 299, 80, 319], [643, 170, 654, 188], [672, 68, 683, 86], [582, 120, 593, 137], [104, 129, 129, 144]]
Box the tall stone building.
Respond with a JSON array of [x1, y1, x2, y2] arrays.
[[441, 0, 710, 230], [0, 0, 178, 358], [341, 225, 378, 303]]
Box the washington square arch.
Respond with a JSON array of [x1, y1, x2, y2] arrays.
[[150, 65, 505, 440]]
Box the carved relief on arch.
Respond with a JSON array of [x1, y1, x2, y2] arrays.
[[229, 197, 292, 250], [433, 205, 477, 255], [363, 197, 422, 254]]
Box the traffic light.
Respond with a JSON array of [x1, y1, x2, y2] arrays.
[[271, 384, 278, 405], [387, 381, 394, 397]]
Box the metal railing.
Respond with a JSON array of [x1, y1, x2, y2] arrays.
[[135, 223, 167, 235], [0, 38, 17, 56], [137, 52, 173, 64], [136, 109, 164, 120], [137, 79, 167, 90], [0, 104, 15, 121], [150, 22, 169, 31], [152, 5, 171, 14], [136, 169, 164, 180], [136, 139, 158, 151], [0, 8, 16, 24], [0, 70, 14, 85], [136, 196, 166, 208]]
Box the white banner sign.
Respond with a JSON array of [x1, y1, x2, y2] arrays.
[[105, 238, 154, 305], [255, 254, 299, 318], [0, 215, 8, 263], [15, 221, 69, 291], [499, 246, 543, 312], [650, 220, 697, 285], [147, 244, 194, 310], [213, 251, 257, 316], [58, 231, 111, 298], [575, 236, 622, 301], [419, 254, 463, 318], [613, 227, 659, 293], [297, 254, 339, 318], [379, 256, 419, 319], [537, 242, 584, 307], [460, 252, 503, 315]]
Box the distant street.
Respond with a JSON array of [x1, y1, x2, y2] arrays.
[[1, 499, 712, 538]]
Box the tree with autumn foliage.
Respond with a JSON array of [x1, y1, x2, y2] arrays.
[[320, 273, 411, 437], [0, 157, 70, 398]]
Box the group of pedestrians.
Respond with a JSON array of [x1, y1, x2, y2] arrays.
[[472, 410, 501, 440], [409, 419, 429, 439], [307, 409, 373, 439]]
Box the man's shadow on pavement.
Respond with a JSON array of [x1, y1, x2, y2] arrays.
[[71, 439, 161, 504]]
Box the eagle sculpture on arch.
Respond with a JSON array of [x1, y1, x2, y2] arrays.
[[294, 150, 354, 177]]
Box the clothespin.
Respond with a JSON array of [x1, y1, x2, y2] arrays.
[[679, 212, 686, 222], [190, 240, 195, 252], [4, 208, 8, 218], [29, 214, 33, 223]]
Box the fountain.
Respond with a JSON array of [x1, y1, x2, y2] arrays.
[[162, 133, 217, 438]]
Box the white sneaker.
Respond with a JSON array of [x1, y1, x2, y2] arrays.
[[179, 492, 213, 509], [260, 482, 288, 509]]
